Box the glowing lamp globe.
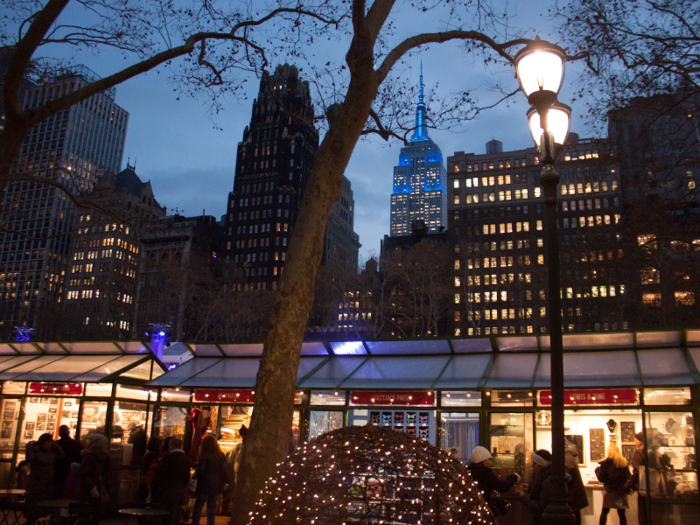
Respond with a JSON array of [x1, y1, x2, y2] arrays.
[[515, 39, 566, 100], [527, 103, 571, 148]]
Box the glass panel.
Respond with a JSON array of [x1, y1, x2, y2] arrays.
[[116, 385, 151, 401], [301, 342, 328, 356], [308, 411, 343, 440], [148, 358, 220, 386], [450, 339, 493, 353], [439, 412, 479, 465], [492, 390, 535, 407], [342, 356, 449, 389], [365, 340, 450, 355], [153, 406, 188, 439], [219, 343, 263, 356], [62, 342, 122, 354], [644, 388, 692, 406], [35, 343, 67, 354], [118, 341, 150, 353], [638, 349, 695, 385], [650, 503, 699, 524], [689, 347, 700, 374], [541, 332, 634, 350], [112, 400, 149, 467], [2, 381, 26, 395], [0, 463, 11, 489], [119, 359, 153, 381], [20, 397, 80, 448], [0, 344, 16, 355], [535, 351, 640, 387], [636, 331, 680, 348], [0, 355, 63, 379], [188, 344, 222, 356], [686, 329, 700, 346], [74, 355, 145, 383], [349, 408, 436, 444], [10, 343, 40, 354], [297, 357, 328, 383], [14, 355, 120, 382], [181, 359, 260, 387], [80, 400, 108, 439], [433, 355, 492, 389], [644, 411, 697, 500], [329, 341, 365, 355], [309, 390, 346, 406], [497, 336, 538, 352], [0, 356, 42, 374], [489, 412, 534, 482], [440, 391, 481, 407], [485, 354, 538, 388], [161, 388, 190, 402], [85, 383, 113, 397], [0, 399, 20, 460], [298, 357, 366, 389]]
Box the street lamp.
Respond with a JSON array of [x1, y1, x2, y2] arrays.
[[515, 38, 574, 525]]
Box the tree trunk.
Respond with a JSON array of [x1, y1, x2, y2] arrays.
[[231, 57, 377, 525]]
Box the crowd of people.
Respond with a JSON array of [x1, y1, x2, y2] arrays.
[[465, 431, 658, 525], [20, 424, 249, 525]]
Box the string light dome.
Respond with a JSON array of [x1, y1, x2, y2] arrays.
[[250, 425, 493, 525]]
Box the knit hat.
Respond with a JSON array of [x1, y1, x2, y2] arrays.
[[635, 431, 644, 442], [531, 449, 552, 467], [87, 433, 109, 448], [470, 446, 492, 464]]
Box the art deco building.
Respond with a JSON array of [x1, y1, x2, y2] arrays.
[[0, 66, 128, 337], [447, 136, 624, 336], [224, 64, 319, 290], [61, 164, 165, 339], [390, 68, 447, 236]]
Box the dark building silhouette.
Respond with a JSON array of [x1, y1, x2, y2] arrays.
[[323, 175, 360, 272], [224, 64, 319, 290]]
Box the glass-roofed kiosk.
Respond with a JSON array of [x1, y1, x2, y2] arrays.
[[1, 330, 699, 523]]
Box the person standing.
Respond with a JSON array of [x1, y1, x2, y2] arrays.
[[565, 444, 589, 525], [191, 435, 228, 525], [596, 444, 631, 525], [518, 449, 553, 523], [225, 425, 247, 516], [625, 432, 650, 525], [54, 425, 82, 498], [77, 433, 110, 504], [467, 446, 520, 519], [151, 437, 192, 525], [26, 433, 65, 523]]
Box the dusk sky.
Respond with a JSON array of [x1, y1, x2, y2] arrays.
[[31, 1, 595, 264]]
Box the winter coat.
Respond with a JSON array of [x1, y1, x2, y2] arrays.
[[151, 449, 191, 494], [624, 445, 644, 492], [565, 445, 589, 511], [26, 441, 65, 500], [467, 462, 519, 503], [55, 436, 82, 495], [77, 446, 107, 502], [194, 451, 228, 495], [596, 458, 631, 494], [521, 466, 552, 521]]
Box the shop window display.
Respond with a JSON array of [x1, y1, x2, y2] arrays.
[[0, 399, 19, 459], [21, 396, 80, 445], [439, 412, 479, 464], [218, 405, 300, 454], [79, 400, 109, 439], [349, 408, 435, 444], [153, 405, 187, 439], [308, 411, 343, 440], [488, 412, 533, 481]]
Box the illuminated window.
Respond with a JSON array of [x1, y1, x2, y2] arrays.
[[675, 291, 695, 306], [642, 293, 661, 306], [640, 268, 660, 285]]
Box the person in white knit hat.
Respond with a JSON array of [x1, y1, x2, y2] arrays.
[[468, 446, 520, 518]]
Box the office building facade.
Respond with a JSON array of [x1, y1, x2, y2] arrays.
[[322, 175, 360, 272], [390, 68, 447, 236], [0, 67, 128, 337]]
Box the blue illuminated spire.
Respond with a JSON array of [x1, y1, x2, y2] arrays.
[[411, 63, 429, 142]]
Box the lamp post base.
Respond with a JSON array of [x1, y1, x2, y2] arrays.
[[541, 474, 576, 525]]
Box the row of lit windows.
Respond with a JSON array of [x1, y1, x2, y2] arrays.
[[457, 273, 532, 286], [454, 188, 539, 205], [459, 239, 540, 256], [562, 198, 618, 211], [452, 157, 534, 173], [561, 180, 618, 195], [563, 150, 600, 162], [563, 215, 620, 228], [452, 173, 532, 188], [480, 221, 537, 235]]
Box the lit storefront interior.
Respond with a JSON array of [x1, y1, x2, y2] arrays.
[[0, 331, 698, 524]]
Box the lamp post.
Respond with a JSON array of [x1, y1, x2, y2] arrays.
[[515, 38, 574, 525]]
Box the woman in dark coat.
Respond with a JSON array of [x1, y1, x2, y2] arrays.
[[596, 444, 631, 525], [467, 446, 520, 518], [565, 444, 589, 525], [191, 435, 228, 525], [26, 433, 65, 522]]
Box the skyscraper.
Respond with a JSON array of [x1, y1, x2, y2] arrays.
[[224, 64, 319, 290], [0, 66, 128, 337], [390, 66, 447, 236], [322, 175, 360, 272]]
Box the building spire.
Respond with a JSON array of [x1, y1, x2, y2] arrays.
[[411, 62, 429, 142]]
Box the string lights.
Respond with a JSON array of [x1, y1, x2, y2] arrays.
[[250, 425, 492, 525]]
